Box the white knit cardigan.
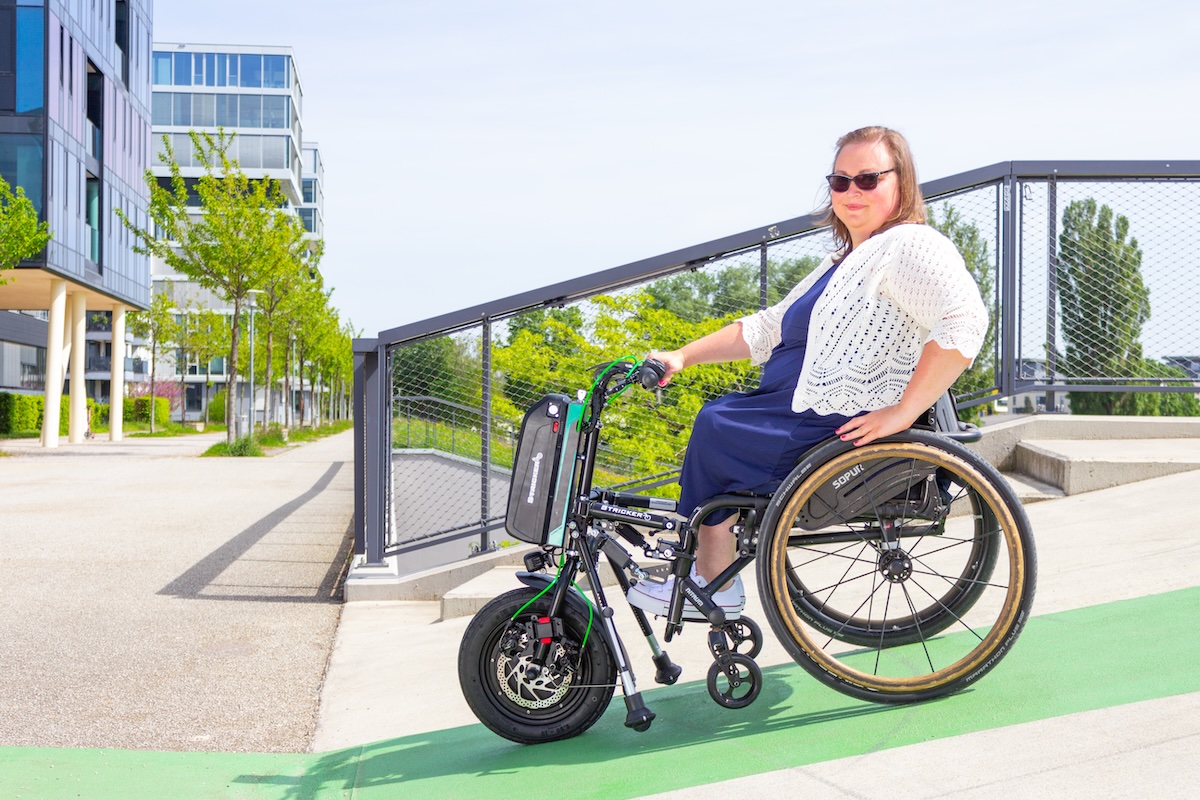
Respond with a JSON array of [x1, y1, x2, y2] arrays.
[[739, 223, 988, 416]]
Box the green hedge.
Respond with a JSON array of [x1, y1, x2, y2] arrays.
[[0, 392, 42, 434], [0, 392, 96, 436], [0, 392, 166, 435]]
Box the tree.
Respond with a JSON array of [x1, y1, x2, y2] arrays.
[[1058, 199, 1152, 415], [0, 175, 51, 279], [127, 290, 179, 434], [928, 205, 996, 423], [187, 307, 231, 426], [120, 129, 298, 444]]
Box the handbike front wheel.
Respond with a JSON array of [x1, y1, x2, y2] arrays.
[[458, 587, 616, 744], [757, 432, 1036, 704]]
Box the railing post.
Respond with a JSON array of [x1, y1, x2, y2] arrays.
[[1001, 175, 1019, 400], [1045, 175, 1058, 412], [480, 316, 493, 553], [759, 242, 769, 310], [353, 339, 387, 566], [351, 340, 376, 562]]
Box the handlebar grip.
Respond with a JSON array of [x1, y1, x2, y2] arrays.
[[638, 358, 667, 389]]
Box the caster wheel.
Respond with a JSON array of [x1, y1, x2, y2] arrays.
[[724, 616, 763, 659], [706, 654, 762, 709]]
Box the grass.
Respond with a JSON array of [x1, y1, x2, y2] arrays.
[[390, 415, 673, 496], [201, 419, 353, 457], [393, 416, 517, 468]]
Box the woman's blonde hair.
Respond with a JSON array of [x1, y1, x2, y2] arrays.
[[817, 126, 926, 254]]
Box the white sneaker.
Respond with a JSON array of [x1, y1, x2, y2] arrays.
[[627, 570, 745, 621]]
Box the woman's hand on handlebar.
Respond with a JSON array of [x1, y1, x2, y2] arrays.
[[646, 350, 685, 386]]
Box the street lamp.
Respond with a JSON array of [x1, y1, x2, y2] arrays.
[[247, 290, 262, 436]]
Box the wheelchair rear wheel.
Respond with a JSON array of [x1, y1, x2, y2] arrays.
[[757, 433, 1036, 704]]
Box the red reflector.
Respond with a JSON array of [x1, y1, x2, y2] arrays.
[[539, 617, 550, 623], [552, 421, 559, 433], [541, 638, 552, 644]]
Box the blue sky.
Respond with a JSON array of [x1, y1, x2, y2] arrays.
[[153, 0, 1200, 338]]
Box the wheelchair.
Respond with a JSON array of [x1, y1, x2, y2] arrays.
[[458, 358, 1037, 744]]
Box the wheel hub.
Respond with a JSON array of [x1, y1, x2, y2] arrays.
[[879, 549, 913, 582], [495, 622, 575, 710]]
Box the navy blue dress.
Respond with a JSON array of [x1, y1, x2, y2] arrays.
[[677, 264, 853, 523]]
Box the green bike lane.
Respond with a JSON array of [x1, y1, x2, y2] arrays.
[[3, 585, 1197, 800]]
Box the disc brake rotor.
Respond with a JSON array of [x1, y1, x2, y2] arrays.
[[496, 646, 574, 709]]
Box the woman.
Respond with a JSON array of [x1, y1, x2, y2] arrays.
[[627, 126, 989, 620]]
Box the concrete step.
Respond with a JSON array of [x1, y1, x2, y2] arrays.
[[1013, 439, 1200, 496], [1000, 471, 1065, 503], [439, 560, 643, 620]]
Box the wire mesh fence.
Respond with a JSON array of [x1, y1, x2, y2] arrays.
[[362, 162, 1200, 561]]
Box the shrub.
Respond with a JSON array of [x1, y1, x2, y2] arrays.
[[203, 435, 262, 457], [127, 396, 170, 425], [209, 388, 227, 424]]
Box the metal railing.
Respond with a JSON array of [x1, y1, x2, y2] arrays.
[[354, 160, 1200, 567]]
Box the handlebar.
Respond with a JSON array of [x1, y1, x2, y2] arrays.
[[635, 358, 667, 390]]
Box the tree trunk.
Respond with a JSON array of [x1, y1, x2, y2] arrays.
[[263, 329, 275, 433], [226, 304, 241, 445], [149, 341, 157, 434], [179, 346, 187, 425]]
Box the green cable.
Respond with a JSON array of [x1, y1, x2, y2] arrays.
[[582, 356, 643, 422], [510, 563, 596, 651]]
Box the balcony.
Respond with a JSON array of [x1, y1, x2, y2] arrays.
[[86, 119, 103, 162]]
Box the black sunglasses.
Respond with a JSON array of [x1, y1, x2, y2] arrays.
[[825, 168, 895, 193]]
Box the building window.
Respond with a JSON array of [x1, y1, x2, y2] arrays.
[[237, 135, 260, 168], [192, 93, 215, 127], [263, 55, 288, 88], [302, 179, 315, 204], [173, 52, 190, 86], [240, 54, 262, 88], [14, 6, 46, 114], [86, 177, 100, 263], [152, 91, 171, 125], [261, 135, 287, 169], [298, 207, 315, 233], [239, 94, 262, 127], [0, 133, 44, 216], [172, 92, 191, 126], [215, 93, 238, 127], [262, 95, 288, 128], [153, 52, 172, 85]]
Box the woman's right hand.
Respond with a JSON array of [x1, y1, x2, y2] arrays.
[[647, 350, 686, 385]]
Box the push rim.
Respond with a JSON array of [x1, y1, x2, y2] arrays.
[[762, 440, 1030, 697]]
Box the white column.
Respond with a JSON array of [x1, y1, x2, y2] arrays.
[[69, 293, 87, 443], [110, 305, 126, 442], [42, 280, 68, 448]]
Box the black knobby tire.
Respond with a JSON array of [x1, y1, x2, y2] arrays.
[[757, 432, 1036, 704], [458, 587, 616, 744]]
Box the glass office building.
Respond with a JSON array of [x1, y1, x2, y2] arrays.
[[149, 44, 322, 428], [0, 0, 154, 444], [150, 44, 304, 204]]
